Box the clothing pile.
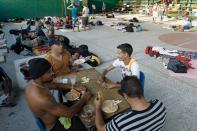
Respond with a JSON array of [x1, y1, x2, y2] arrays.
[[0, 29, 8, 62], [145, 46, 196, 73]]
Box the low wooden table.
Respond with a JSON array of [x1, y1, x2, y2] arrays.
[[75, 68, 130, 128]]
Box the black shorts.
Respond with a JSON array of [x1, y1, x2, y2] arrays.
[[51, 116, 87, 131], [82, 17, 88, 26]]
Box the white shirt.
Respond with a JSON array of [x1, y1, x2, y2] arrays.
[[112, 58, 140, 79], [82, 7, 89, 17]]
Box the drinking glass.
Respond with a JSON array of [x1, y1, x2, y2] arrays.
[[81, 105, 95, 126], [70, 76, 76, 88]]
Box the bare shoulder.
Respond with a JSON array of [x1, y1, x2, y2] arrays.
[[64, 50, 71, 57], [25, 82, 54, 109]]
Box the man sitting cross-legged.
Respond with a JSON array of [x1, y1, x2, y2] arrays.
[[25, 58, 92, 131]]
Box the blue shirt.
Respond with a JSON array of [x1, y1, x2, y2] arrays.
[[35, 27, 45, 37], [68, 8, 78, 18]]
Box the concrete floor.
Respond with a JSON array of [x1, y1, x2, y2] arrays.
[[0, 15, 197, 131]]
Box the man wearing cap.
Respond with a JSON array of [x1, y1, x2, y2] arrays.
[[46, 37, 72, 77], [26, 58, 91, 130]]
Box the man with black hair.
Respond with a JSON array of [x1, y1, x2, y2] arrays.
[[94, 76, 167, 131], [46, 38, 72, 77], [72, 45, 101, 67], [100, 43, 139, 87], [26, 58, 91, 130]]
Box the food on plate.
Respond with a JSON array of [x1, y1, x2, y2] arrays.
[[81, 77, 90, 84], [102, 100, 118, 113], [65, 89, 80, 101]]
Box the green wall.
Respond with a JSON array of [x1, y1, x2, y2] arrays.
[[0, 0, 64, 20], [88, 0, 118, 12]]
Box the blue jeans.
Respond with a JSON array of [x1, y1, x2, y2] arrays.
[[72, 17, 78, 27]]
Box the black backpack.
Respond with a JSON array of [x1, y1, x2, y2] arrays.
[[96, 21, 103, 26], [167, 58, 188, 73], [125, 25, 134, 32], [9, 29, 20, 35]]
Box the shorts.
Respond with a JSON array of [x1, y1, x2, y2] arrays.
[[51, 116, 87, 131], [183, 25, 191, 30], [72, 17, 78, 27], [81, 17, 88, 26]]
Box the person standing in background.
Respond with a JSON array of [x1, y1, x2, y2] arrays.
[[67, 4, 78, 30], [82, 5, 90, 30], [92, 4, 96, 14]]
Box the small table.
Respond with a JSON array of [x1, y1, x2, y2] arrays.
[[75, 68, 129, 128]]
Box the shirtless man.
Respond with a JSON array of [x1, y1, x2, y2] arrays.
[[25, 58, 91, 130]]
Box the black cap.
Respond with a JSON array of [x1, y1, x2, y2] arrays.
[[28, 58, 51, 79]]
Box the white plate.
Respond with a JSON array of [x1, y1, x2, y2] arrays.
[[101, 100, 118, 113], [65, 92, 80, 101], [73, 59, 86, 65]]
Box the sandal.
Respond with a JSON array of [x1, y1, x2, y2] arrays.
[[0, 96, 16, 107]]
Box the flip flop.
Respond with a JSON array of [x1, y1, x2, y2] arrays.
[[0, 96, 16, 107]]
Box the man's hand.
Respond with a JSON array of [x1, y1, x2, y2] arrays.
[[81, 90, 92, 102], [94, 96, 102, 110], [97, 80, 118, 89], [100, 74, 106, 83], [97, 76, 107, 87], [73, 84, 86, 92]]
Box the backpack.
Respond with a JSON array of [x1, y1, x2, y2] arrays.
[[167, 58, 188, 73], [125, 25, 134, 32], [9, 29, 20, 35], [86, 55, 101, 67], [96, 21, 103, 26]]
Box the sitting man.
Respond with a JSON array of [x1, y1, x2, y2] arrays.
[[124, 23, 134, 32], [65, 15, 73, 29], [54, 17, 64, 27], [24, 20, 48, 48], [45, 21, 55, 39], [100, 43, 139, 88], [72, 45, 101, 67], [94, 76, 167, 131], [173, 17, 193, 32], [46, 37, 73, 77], [26, 58, 91, 130], [0, 67, 15, 107]]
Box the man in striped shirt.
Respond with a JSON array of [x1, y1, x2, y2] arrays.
[[94, 76, 167, 131]]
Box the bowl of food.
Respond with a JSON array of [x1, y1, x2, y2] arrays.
[[101, 100, 118, 113], [65, 89, 80, 101]]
